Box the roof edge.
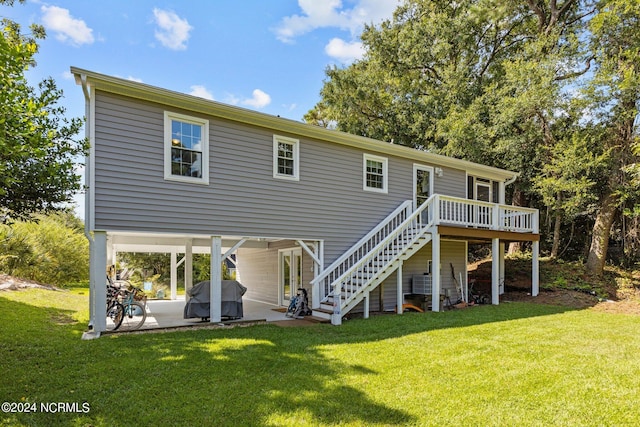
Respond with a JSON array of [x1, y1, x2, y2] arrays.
[[71, 67, 518, 181]]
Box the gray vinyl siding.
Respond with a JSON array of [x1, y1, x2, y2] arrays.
[[93, 91, 468, 266], [236, 247, 279, 304], [377, 240, 467, 311], [236, 240, 314, 306]]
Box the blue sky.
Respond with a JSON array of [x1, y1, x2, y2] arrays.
[[3, 0, 400, 122], [2, 0, 400, 218]]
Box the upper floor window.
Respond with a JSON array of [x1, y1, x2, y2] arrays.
[[363, 154, 388, 193], [164, 112, 209, 185], [273, 135, 299, 181]]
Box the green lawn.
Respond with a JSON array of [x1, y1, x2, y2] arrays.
[[1, 287, 639, 427]]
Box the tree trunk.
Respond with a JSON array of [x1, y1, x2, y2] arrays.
[[586, 192, 618, 276], [508, 187, 526, 254], [549, 191, 563, 258], [550, 211, 562, 259]]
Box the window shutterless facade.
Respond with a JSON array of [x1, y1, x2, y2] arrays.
[[273, 135, 299, 181], [363, 153, 388, 193], [164, 112, 209, 185]]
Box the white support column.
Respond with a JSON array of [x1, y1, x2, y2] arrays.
[[87, 237, 95, 331], [431, 232, 441, 312], [492, 238, 500, 305], [185, 239, 193, 298], [499, 242, 505, 295], [92, 231, 107, 333], [312, 240, 324, 310], [170, 251, 177, 300], [363, 290, 370, 319], [532, 240, 540, 297], [396, 261, 404, 314], [210, 236, 222, 323]]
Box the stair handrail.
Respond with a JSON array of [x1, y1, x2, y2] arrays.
[[310, 199, 413, 288], [315, 195, 437, 303]]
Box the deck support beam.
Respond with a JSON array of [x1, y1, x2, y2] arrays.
[[499, 242, 505, 295], [492, 238, 500, 305], [431, 231, 441, 312], [210, 236, 222, 323], [396, 261, 404, 314], [363, 290, 370, 319], [532, 240, 539, 297]]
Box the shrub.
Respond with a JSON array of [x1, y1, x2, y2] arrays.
[[0, 212, 88, 286]]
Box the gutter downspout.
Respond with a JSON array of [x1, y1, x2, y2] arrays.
[[78, 73, 99, 338], [504, 173, 518, 187]]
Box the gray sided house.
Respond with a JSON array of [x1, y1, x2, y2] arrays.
[[73, 68, 540, 332]]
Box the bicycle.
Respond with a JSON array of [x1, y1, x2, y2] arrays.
[[118, 285, 147, 330], [105, 278, 147, 331], [106, 282, 124, 331]]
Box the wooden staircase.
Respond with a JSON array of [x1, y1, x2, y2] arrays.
[[311, 197, 435, 324]]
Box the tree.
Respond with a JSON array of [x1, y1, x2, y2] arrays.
[[0, 0, 88, 223], [306, 0, 596, 257], [583, 0, 640, 275]]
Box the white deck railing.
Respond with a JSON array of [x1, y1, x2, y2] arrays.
[[311, 200, 415, 305], [435, 195, 538, 233], [312, 194, 538, 313]]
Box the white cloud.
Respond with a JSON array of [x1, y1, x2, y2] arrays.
[[325, 38, 365, 63], [41, 5, 94, 46], [189, 85, 214, 100], [242, 89, 271, 109], [127, 76, 144, 83], [274, 0, 398, 43], [152, 8, 192, 50]]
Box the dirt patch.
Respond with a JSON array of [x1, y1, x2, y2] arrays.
[[501, 289, 600, 309], [0, 274, 61, 292], [470, 258, 640, 315]]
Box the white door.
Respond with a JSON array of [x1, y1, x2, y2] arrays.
[[414, 165, 434, 223], [475, 180, 492, 226], [279, 248, 302, 306]]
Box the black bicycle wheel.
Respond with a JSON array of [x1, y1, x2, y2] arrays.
[[106, 302, 124, 331], [120, 301, 147, 330]]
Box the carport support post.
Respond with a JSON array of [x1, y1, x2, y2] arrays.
[[185, 240, 193, 297], [170, 251, 177, 300], [91, 231, 107, 333], [492, 238, 500, 305], [210, 236, 222, 323]]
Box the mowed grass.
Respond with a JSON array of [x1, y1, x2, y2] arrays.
[[1, 288, 640, 426]]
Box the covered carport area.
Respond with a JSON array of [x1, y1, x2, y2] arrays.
[[85, 231, 324, 337]]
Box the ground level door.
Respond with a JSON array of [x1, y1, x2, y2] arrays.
[[279, 248, 302, 306]]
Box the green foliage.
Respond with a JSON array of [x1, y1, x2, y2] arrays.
[[307, 0, 640, 269], [0, 1, 88, 223], [0, 211, 88, 285]]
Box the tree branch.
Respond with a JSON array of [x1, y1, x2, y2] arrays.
[[554, 55, 595, 81]]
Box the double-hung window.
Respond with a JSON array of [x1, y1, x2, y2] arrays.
[[273, 135, 299, 181], [164, 112, 209, 185], [363, 154, 388, 193]]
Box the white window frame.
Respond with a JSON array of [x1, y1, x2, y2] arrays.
[[363, 153, 388, 193], [273, 135, 300, 181], [164, 111, 209, 185]]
